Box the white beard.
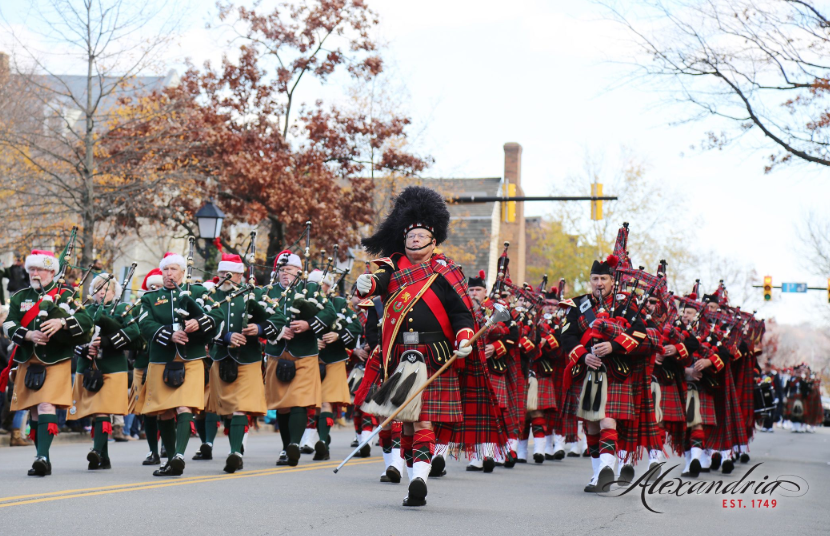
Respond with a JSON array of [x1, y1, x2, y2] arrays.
[[220, 281, 235, 292]]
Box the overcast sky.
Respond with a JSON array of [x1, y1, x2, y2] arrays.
[[3, 0, 827, 326]]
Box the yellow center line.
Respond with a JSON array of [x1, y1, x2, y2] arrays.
[[0, 459, 380, 509]]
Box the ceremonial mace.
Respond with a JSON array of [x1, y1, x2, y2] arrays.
[[334, 303, 512, 474]]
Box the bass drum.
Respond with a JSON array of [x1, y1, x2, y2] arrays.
[[754, 381, 776, 416]]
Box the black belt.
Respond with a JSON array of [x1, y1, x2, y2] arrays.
[[395, 331, 447, 345]]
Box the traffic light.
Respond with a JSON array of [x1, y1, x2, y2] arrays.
[[763, 276, 772, 301], [591, 183, 603, 221], [502, 182, 516, 223]]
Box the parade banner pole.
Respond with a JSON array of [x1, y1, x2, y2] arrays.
[[334, 304, 510, 474]]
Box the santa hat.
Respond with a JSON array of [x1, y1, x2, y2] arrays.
[[91, 273, 122, 298], [218, 253, 245, 273], [159, 251, 186, 271], [274, 249, 302, 269], [142, 268, 164, 291], [24, 250, 59, 272], [307, 269, 324, 283]]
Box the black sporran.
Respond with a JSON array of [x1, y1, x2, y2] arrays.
[[163, 361, 186, 388], [275, 358, 296, 383], [219, 358, 239, 383], [24, 363, 47, 391]]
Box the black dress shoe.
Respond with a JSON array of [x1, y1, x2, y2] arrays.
[[193, 443, 212, 460], [385, 465, 401, 483], [167, 455, 185, 475], [516, 458, 527, 464], [595, 466, 614, 492], [710, 452, 722, 471], [402, 477, 427, 507], [312, 440, 329, 461], [545, 453, 556, 460], [566, 452, 581, 458], [722, 459, 734, 474], [429, 455, 445, 477], [143, 452, 161, 466], [29, 457, 51, 476], [350, 438, 359, 448], [552, 450, 566, 460], [359, 443, 371, 458], [700, 467, 711, 473], [276, 451, 290, 466], [533, 453, 544, 464], [582, 450, 590, 457], [87, 449, 103, 470], [153, 463, 173, 477], [224, 452, 243, 473], [286, 443, 301, 467], [503, 453, 516, 468], [466, 464, 483, 472], [483, 457, 495, 473], [740, 453, 750, 464], [619, 464, 635, 484], [689, 459, 701, 478], [300, 445, 315, 455], [101, 458, 112, 470]]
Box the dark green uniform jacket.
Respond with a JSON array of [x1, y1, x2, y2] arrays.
[[137, 284, 214, 363]]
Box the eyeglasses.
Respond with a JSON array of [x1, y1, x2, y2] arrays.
[[405, 232, 433, 242]]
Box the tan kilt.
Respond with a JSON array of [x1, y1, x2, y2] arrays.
[[10, 357, 72, 411], [265, 353, 322, 410], [208, 361, 267, 416], [321, 361, 350, 405], [142, 358, 205, 415], [70, 372, 129, 420], [129, 368, 148, 415]]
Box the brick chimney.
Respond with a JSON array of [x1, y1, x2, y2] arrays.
[[500, 142, 526, 285]]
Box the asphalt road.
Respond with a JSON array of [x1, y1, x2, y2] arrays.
[[0, 425, 828, 536]]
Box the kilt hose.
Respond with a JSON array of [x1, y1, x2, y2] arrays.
[[10, 357, 73, 411]]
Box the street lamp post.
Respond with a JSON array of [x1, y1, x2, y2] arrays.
[[195, 199, 225, 276]]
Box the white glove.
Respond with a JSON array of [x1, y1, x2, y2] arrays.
[[356, 274, 373, 295], [455, 340, 473, 358]]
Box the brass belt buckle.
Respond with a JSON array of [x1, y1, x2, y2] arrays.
[[402, 332, 419, 345]]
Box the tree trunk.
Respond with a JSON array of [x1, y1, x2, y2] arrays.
[[265, 216, 286, 278]]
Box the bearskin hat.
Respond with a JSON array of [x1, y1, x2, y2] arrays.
[[361, 186, 450, 258], [468, 270, 486, 289], [590, 254, 619, 276]]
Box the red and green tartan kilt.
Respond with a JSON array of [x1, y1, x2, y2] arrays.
[[419, 372, 462, 423], [806, 388, 823, 425], [784, 394, 805, 422], [490, 372, 509, 409], [660, 382, 685, 422], [709, 384, 743, 450], [535, 374, 558, 411], [563, 373, 636, 421]]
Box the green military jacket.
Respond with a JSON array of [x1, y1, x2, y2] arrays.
[[126, 300, 150, 369], [76, 301, 142, 375], [4, 281, 93, 365], [137, 284, 214, 363], [208, 285, 268, 365], [318, 296, 363, 364], [263, 280, 336, 359]]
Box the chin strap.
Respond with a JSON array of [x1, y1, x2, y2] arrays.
[[405, 242, 434, 252]]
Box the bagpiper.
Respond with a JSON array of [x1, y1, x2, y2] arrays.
[[3, 248, 93, 476], [72, 271, 141, 470], [205, 253, 269, 473], [138, 249, 215, 477]]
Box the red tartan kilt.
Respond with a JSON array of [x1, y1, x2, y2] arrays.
[[564, 374, 635, 421], [697, 389, 716, 426], [490, 373, 509, 409], [659, 382, 684, 422], [535, 375, 557, 411], [419, 371, 462, 423]]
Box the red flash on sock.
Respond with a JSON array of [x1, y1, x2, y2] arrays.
[[102, 422, 112, 435], [47, 423, 59, 435]]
